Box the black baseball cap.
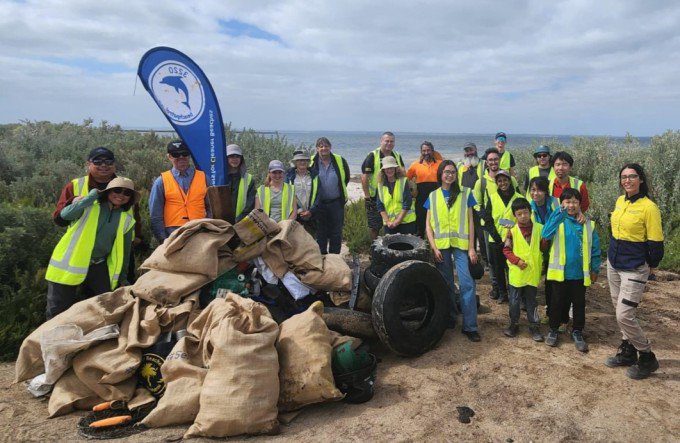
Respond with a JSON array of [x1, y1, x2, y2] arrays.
[[167, 139, 190, 154], [88, 147, 114, 161], [495, 132, 507, 140]]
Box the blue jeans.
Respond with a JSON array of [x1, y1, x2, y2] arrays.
[[436, 247, 478, 332]]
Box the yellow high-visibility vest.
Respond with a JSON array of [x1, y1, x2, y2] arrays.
[[368, 148, 403, 198], [499, 150, 512, 171], [257, 183, 295, 222], [378, 177, 416, 225], [428, 187, 471, 250], [310, 153, 348, 202], [525, 166, 556, 199], [488, 191, 523, 243], [548, 176, 583, 197], [507, 222, 544, 287], [46, 202, 134, 288], [235, 173, 254, 219], [546, 219, 595, 286]]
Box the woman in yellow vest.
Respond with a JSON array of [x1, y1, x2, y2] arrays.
[[285, 150, 318, 236], [45, 177, 138, 319], [482, 170, 523, 304], [425, 160, 480, 341], [255, 160, 297, 222], [226, 144, 256, 222], [376, 156, 416, 235], [605, 163, 663, 379], [541, 188, 601, 352]]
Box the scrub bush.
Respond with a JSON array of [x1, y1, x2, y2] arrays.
[[343, 199, 372, 254]]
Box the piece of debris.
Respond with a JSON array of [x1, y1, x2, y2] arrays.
[[456, 405, 475, 423]]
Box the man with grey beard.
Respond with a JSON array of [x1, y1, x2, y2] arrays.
[[457, 142, 487, 263]]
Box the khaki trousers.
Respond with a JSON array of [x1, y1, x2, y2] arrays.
[[606, 259, 651, 352]]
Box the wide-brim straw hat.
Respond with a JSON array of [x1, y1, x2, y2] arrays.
[[104, 176, 141, 203], [381, 156, 399, 170]]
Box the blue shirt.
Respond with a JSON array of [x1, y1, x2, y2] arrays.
[[149, 166, 211, 243], [423, 188, 476, 210], [317, 160, 341, 201], [530, 197, 559, 224], [541, 207, 601, 280]]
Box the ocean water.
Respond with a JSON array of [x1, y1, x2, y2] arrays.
[[275, 131, 650, 175]]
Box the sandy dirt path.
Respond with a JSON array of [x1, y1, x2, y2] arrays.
[[1, 270, 678, 442]]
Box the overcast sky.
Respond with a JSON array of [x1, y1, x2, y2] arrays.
[[2, 0, 679, 136]]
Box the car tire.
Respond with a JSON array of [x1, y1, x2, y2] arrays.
[[371, 260, 451, 357], [369, 234, 430, 277], [363, 267, 381, 295]]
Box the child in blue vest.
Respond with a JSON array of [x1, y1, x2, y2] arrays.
[[541, 188, 601, 352], [502, 198, 549, 341]]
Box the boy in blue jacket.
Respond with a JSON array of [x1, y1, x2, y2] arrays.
[[541, 188, 601, 352]]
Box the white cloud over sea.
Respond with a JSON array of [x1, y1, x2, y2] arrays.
[[1, 0, 679, 135]]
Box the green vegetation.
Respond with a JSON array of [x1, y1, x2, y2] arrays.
[[1, 121, 679, 360]]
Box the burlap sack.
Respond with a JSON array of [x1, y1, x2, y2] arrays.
[[299, 254, 352, 292], [233, 208, 281, 245], [15, 287, 135, 383], [141, 219, 235, 279], [277, 302, 344, 412], [262, 220, 324, 278], [185, 294, 280, 438], [47, 368, 101, 418], [71, 297, 159, 401], [143, 294, 239, 428], [132, 269, 210, 306], [156, 292, 199, 333], [232, 236, 267, 262], [141, 335, 207, 427], [329, 330, 363, 350]]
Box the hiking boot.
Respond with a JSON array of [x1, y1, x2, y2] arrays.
[[503, 324, 519, 337], [529, 325, 544, 342], [462, 330, 481, 342], [489, 288, 500, 300], [545, 329, 558, 347], [627, 351, 659, 380], [572, 330, 589, 353], [605, 340, 638, 368]]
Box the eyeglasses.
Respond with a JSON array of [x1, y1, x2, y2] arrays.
[[110, 187, 133, 196], [535, 153, 549, 159], [620, 174, 639, 181], [442, 170, 456, 176], [170, 152, 191, 158], [91, 159, 115, 166]]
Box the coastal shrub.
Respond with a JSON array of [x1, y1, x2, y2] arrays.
[[343, 199, 371, 254]]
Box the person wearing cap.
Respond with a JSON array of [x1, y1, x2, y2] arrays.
[[549, 151, 590, 214], [480, 169, 523, 304], [406, 141, 442, 238], [361, 132, 405, 240], [524, 145, 556, 199], [149, 140, 211, 243], [376, 156, 416, 235], [286, 149, 318, 235], [45, 177, 139, 319], [494, 132, 516, 176], [256, 160, 297, 222], [424, 160, 480, 341], [309, 137, 350, 254], [53, 147, 145, 283], [225, 143, 255, 222], [457, 142, 487, 262]]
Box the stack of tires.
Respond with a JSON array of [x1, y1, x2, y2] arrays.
[[363, 234, 430, 294]]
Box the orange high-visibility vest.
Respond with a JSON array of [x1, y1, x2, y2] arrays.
[[161, 170, 208, 227]]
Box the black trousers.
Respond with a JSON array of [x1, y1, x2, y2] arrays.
[[488, 241, 509, 296], [549, 279, 586, 331], [315, 199, 344, 254], [415, 182, 438, 238], [46, 261, 111, 320]]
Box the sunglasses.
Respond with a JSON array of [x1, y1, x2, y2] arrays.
[[91, 159, 115, 166], [535, 153, 549, 159], [170, 152, 191, 158], [110, 187, 133, 197]]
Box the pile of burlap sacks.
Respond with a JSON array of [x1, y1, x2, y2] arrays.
[[15, 211, 358, 438]]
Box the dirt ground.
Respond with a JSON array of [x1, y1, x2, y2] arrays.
[[1, 268, 678, 442]]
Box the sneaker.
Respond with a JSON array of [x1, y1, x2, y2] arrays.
[[529, 326, 544, 342], [545, 329, 558, 347], [558, 323, 567, 333], [572, 330, 589, 353], [503, 324, 519, 338], [462, 330, 481, 342], [605, 340, 638, 368], [627, 351, 659, 380]]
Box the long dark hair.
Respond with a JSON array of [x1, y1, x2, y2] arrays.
[[619, 163, 650, 198], [437, 160, 461, 207]]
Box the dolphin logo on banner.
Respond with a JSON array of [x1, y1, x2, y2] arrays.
[[138, 47, 226, 186]]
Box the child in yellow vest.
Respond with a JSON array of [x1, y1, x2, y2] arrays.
[[502, 198, 549, 341]]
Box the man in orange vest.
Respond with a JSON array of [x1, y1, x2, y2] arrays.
[[149, 140, 211, 243]]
